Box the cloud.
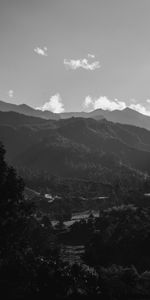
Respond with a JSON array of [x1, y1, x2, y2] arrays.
[[34, 46, 48, 56], [8, 89, 14, 98], [83, 95, 150, 116], [83, 96, 126, 111], [84, 96, 93, 107], [64, 55, 100, 71], [129, 103, 150, 116], [88, 53, 95, 58], [36, 94, 65, 113]]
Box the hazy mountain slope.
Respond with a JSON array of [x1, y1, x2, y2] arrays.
[[0, 111, 49, 126], [89, 107, 150, 130], [0, 100, 60, 120], [1, 100, 150, 130], [0, 112, 150, 178]]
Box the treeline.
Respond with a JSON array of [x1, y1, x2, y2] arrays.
[[19, 164, 150, 208], [18, 158, 149, 193], [17, 163, 150, 222], [60, 205, 150, 272], [84, 205, 150, 271]]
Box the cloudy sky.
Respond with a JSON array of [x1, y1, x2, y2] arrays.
[[1, 0, 150, 114]]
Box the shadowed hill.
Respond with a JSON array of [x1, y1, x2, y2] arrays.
[[1, 100, 150, 130], [0, 100, 60, 120], [0, 111, 150, 180]]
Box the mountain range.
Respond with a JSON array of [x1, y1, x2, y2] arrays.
[[1, 99, 150, 130], [0, 110, 150, 184]]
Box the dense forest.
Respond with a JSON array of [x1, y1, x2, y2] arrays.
[[1, 141, 150, 299]]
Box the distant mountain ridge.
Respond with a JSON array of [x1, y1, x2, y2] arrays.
[[1, 99, 150, 131], [0, 100, 60, 120], [0, 110, 150, 181]]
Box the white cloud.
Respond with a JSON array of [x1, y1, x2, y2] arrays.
[[88, 53, 95, 58], [83, 96, 126, 111], [146, 99, 150, 103], [83, 95, 150, 116], [36, 94, 65, 113], [34, 46, 48, 56], [129, 103, 150, 116], [84, 96, 93, 107], [8, 89, 14, 98], [64, 55, 100, 71]]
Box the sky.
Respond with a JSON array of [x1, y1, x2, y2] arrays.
[[1, 0, 150, 114]]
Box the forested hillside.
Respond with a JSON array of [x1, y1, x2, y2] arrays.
[[1, 142, 150, 299], [0, 112, 150, 190]]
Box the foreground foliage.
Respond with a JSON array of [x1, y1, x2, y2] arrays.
[[0, 142, 150, 299]]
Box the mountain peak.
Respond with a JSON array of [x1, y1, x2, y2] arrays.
[[123, 107, 136, 113]]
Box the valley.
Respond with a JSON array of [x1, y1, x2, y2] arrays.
[[1, 107, 150, 299]]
